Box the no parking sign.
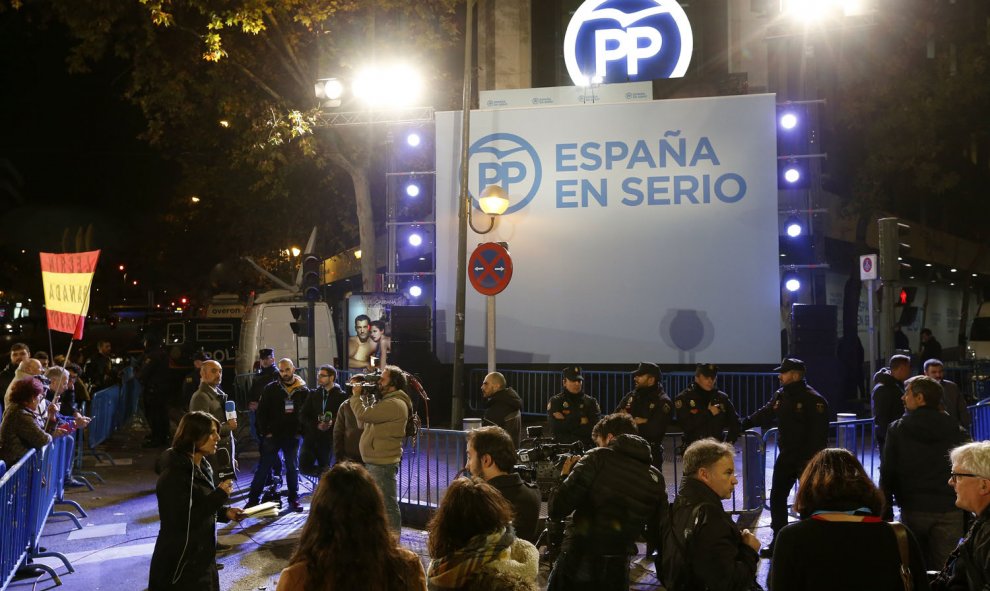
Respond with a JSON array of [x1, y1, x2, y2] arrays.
[[469, 243, 513, 296]]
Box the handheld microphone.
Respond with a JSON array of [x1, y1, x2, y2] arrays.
[[216, 447, 235, 482], [225, 400, 237, 421]]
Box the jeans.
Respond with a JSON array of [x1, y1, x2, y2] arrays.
[[366, 462, 401, 532], [249, 436, 300, 503], [901, 509, 964, 570]]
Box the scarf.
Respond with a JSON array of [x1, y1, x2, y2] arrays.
[[427, 528, 515, 589]]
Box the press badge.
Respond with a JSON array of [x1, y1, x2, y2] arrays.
[[284, 399, 294, 414]]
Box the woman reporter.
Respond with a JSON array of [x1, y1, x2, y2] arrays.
[[427, 477, 539, 591], [0, 377, 66, 466], [277, 461, 426, 590], [770, 448, 930, 590], [149, 411, 243, 591]]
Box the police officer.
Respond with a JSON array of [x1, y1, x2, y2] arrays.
[[615, 362, 672, 470], [741, 358, 829, 557], [675, 363, 742, 449], [249, 348, 282, 501], [547, 366, 601, 448]]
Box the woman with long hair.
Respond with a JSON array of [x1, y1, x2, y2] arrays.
[[427, 477, 538, 591], [148, 411, 243, 590], [277, 461, 426, 590], [769, 448, 930, 590]]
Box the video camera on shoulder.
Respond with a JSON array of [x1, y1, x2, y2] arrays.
[[515, 425, 585, 500], [347, 369, 384, 398]]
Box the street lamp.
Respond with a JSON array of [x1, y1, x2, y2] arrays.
[[468, 185, 511, 235]]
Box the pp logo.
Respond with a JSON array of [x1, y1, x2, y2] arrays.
[[469, 133, 542, 215], [563, 0, 693, 85]]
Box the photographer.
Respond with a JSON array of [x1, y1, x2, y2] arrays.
[[348, 365, 415, 533], [466, 426, 542, 543], [547, 413, 666, 591]]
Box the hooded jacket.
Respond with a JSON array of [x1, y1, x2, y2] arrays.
[[872, 368, 905, 449], [880, 405, 971, 513], [483, 387, 522, 447], [350, 388, 413, 465]]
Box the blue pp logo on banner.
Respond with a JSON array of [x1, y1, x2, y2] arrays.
[[469, 133, 542, 215], [564, 0, 693, 85]]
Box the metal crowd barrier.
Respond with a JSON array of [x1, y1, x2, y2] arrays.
[[467, 369, 779, 419], [970, 403, 990, 441], [396, 427, 766, 522], [0, 450, 39, 590]]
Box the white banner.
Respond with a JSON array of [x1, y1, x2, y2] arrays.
[[480, 81, 653, 110], [435, 94, 781, 365]]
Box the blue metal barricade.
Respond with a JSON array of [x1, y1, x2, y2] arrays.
[[85, 385, 118, 466], [50, 435, 85, 529], [970, 403, 990, 441], [28, 440, 74, 584], [0, 450, 41, 590]]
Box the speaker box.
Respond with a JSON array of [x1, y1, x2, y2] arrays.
[[390, 306, 432, 342], [791, 304, 838, 332]]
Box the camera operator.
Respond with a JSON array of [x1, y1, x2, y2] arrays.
[[348, 365, 415, 533], [547, 366, 600, 448], [466, 426, 542, 543], [547, 413, 666, 591]]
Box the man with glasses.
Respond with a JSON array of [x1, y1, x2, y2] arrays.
[[933, 441, 990, 590], [300, 365, 346, 475], [881, 375, 970, 570]]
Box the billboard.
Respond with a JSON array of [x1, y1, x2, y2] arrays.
[[435, 94, 780, 365]]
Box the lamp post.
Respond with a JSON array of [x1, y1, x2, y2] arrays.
[[452, 0, 476, 427]]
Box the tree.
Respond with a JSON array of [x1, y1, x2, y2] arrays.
[[5, 0, 463, 291]]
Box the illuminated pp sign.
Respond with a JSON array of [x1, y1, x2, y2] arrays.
[[564, 0, 693, 85], [468, 133, 543, 216]]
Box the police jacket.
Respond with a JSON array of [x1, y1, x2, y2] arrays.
[[300, 384, 347, 441], [743, 379, 828, 462], [488, 472, 542, 543], [935, 506, 990, 591], [616, 383, 673, 444], [872, 368, 905, 449], [549, 433, 665, 556], [547, 390, 600, 446], [484, 387, 523, 446], [880, 405, 971, 514], [138, 347, 171, 394], [255, 377, 307, 439], [675, 383, 742, 445], [662, 477, 759, 591]]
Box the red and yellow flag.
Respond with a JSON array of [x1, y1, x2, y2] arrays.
[[40, 250, 100, 340]]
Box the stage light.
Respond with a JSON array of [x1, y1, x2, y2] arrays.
[[405, 183, 421, 198], [779, 112, 798, 130], [785, 277, 801, 292], [408, 233, 423, 247], [406, 132, 421, 147], [785, 219, 803, 238], [408, 285, 423, 298], [783, 167, 801, 184]]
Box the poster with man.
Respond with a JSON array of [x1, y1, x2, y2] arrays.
[[346, 293, 406, 371]]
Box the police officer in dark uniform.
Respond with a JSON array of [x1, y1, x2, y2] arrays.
[[741, 358, 829, 557], [138, 337, 172, 448], [615, 362, 672, 470], [547, 366, 601, 448], [249, 348, 282, 500], [675, 363, 742, 449]]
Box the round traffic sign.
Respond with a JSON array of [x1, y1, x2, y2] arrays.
[[469, 243, 513, 296]]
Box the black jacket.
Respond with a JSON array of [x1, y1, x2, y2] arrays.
[[662, 477, 759, 591], [675, 383, 742, 445], [935, 506, 990, 591], [148, 449, 231, 591], [547, 390, 600, 446], [483, 387, 523, 446], [255, 379, 307, 439], [488, 472, 542, 543], [881, 405, 971, 513], [249, 365, 278, 403], [743, 379, 828, 462], [300, 384, 347, 441], [872, 368, 905, 449], [616, 383, 673, 444], [549, 433, 665, 556]]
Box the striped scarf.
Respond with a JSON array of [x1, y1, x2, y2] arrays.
[[427, 528, 515, 590]]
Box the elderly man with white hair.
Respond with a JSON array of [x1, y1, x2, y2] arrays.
[[933, 441, 990, 590]]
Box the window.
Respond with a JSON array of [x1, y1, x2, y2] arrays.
[[197, 323, 234, 342]]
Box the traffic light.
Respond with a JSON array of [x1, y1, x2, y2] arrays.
[[302, 255, 322, 302], [878, 217, 911, 281], [290, 306, 310, 337]]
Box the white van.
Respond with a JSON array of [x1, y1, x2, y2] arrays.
[[236, 290, 339, 376], [967, 303, 990, 360]]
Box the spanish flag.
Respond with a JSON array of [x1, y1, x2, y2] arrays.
[[40, 250, 100, 340]]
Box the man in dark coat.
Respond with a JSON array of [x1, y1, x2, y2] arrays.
[[0, 343, 30, 401], [919, 328, 943, 372], [299, 364, 346, 474], [925, 359, 972, 430], [742, 358, 829, 556], [881, 375, 971, 570], [139, 338, 173, 449], [480, 371, 523, 448], [466, 426, 542, 543], [661, 438, 760, 590], [547, 366, 600, 448], [872, 354, 912, 451], [615, 362, 672, 470], [547, 413, 665, 591], [248, 348, 281, 496], [675, 363, 742, 448]]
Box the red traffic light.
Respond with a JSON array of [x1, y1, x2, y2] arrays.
[[899, 289, 908, 305], [180, 297, 188, 305]]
